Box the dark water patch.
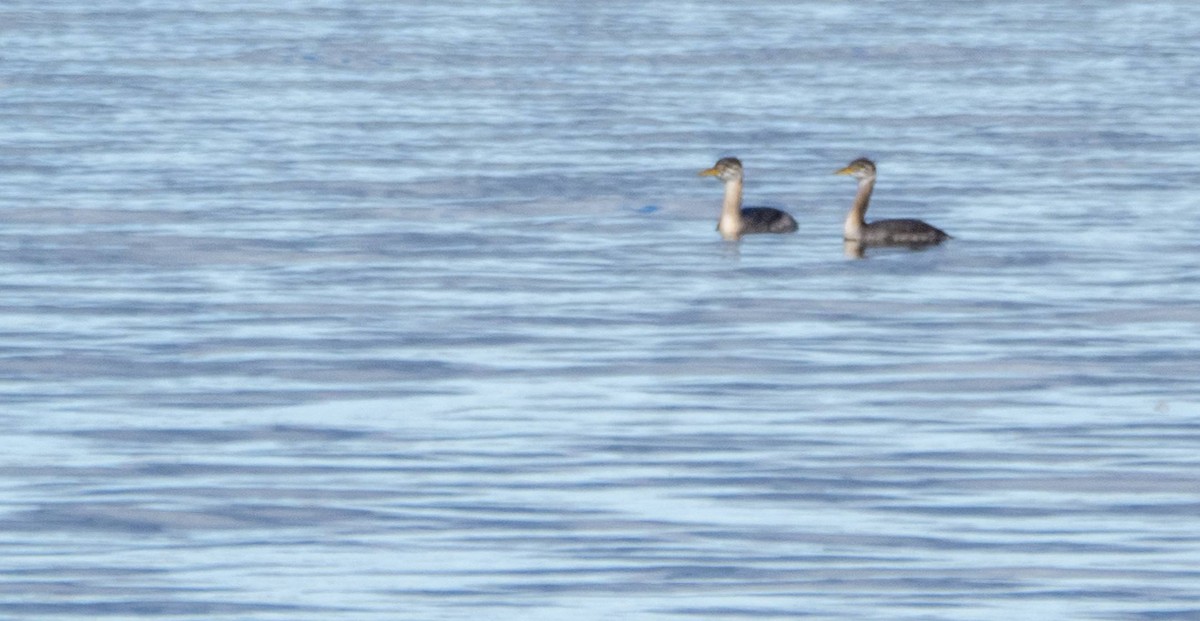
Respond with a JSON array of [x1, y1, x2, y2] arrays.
[[0, 600, 324, 617], [64, 424, 373, 446]]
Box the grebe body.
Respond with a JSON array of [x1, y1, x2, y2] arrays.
[[835, 158, 949, 246], [700, 157, 798, 241]]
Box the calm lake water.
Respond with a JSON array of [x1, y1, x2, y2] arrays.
[[2, 1, 1199, 619]]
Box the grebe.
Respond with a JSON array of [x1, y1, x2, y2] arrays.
[[834, 158, 949, 246], [699, 157, 798, 241]]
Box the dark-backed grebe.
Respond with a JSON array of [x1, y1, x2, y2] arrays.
[[834, 158, 949, 246], [699, 157, 798, 241]]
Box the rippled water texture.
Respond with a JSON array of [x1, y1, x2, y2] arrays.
[[2, 2, 1199, 619]]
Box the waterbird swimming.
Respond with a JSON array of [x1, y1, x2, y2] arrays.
[[699, 157, 798, 241], [834, 157, 949, 247]]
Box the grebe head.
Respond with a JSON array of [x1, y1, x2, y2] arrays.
[[699, 157, 744, 183], [834, 157, 876, 180]]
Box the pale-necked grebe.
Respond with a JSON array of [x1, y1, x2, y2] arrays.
[[834, 158, 949, 246], [699, 157, 798, 241]]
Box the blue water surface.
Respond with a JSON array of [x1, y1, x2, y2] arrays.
[[2, 1, 1199, 619]]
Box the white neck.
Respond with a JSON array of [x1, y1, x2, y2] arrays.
[[718, 178, 744, 241], [843, 176, 874, 241]]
